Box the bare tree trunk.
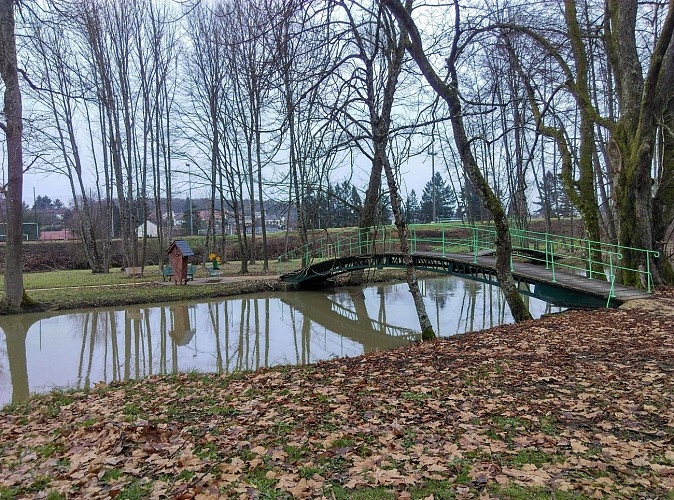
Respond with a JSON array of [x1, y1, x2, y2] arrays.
[[254, 86, 269, 271], [381, 148, 435, 339], [0, 0, 29, 311], [384, 0, 532, 322]]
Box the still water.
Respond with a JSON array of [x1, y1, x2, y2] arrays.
[[0, 277, 562, 407]]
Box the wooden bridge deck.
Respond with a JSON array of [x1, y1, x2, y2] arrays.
[[424, 252, 652, 304], [281, 250, 653, 306]]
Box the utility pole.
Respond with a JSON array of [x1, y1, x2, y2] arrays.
[[187, 163, 193, 236], [33, 187, 38, 240], [430, 140, 436, 222]]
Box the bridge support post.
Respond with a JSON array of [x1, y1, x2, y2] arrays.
[[472, 227, 478, 263], [587, 240, 594, 280], [442, 224, 445, 257]]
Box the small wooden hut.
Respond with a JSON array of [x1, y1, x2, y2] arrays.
[[166, 240, 194, 285]]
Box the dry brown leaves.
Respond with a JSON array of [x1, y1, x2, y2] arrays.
[[1, 288, 673, 498]]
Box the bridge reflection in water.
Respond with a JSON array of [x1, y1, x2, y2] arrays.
[[0, 278, 561, 406]]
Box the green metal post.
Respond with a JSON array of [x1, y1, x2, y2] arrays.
[[442, 224, 446, 257], [413, 225, 417, 252], [545, 234, 550, 269], [472, 228, 478, 263], [587, 240, 593, 279], [550, 242, 556, 282], [607, 254, 616, 308], [646, 252, 652, 293]]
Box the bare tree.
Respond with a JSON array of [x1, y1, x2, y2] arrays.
[[28, 11, 107, 272], [333, 0, 435, 337], [270, 0, 338, 257], [0, 0, 30, 312], [494, 0, 674, 285], [383, 0, 533, 322]]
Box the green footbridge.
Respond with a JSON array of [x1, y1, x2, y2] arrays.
[[278, 224, 657, 308]]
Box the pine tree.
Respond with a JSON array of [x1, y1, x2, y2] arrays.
[[534, 172, 576, 218], [404, 190, 420, 223], [420, 172, 455, 222]]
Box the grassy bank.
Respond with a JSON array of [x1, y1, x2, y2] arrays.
[[0, 264, 409, 312], [0, 264, 268, 312], [0, 290, 672, 498]]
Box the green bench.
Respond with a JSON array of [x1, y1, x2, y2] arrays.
[[163, 263, 197, 283], [186, 264, 197, 281], [161, 265, 174, 281], [207, 266, 223, 277]]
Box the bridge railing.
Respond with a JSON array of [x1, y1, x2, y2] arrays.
[[407, 223, 658, 293], [277, 223, 658, 293], [505, 227, 659, 293], [276, 227, 396, 275]]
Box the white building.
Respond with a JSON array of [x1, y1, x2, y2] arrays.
[[137, 221, 159, 238]]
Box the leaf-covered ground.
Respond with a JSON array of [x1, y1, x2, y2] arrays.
[[1, 289, 673, 499]]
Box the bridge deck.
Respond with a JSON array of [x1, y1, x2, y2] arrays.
[[424, 252, 651, 303], [281, 251, 653, 305]]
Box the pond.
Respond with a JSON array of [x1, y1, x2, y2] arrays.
[[0, 277, 563, 407]]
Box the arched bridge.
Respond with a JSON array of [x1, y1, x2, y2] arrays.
[[278, 224, 657, 308]]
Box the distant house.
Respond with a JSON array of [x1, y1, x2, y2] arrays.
[[39, 230, 72, 241], [137, 221, 159, 238]]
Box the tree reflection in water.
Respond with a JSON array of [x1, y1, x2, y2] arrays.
[[0, 277, 563, 406]]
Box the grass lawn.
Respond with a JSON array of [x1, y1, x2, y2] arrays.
[[0, 262, 285, 311], [0, 262, 407, 312]]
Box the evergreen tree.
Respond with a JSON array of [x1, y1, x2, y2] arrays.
[[419, 172, 455, 222], [33, 196, 54, 211], [460, 180, 488, 222], [375, 194, 392, 225], [331, 180, 361, 227], [404, 190, 420, 223], [534, 172, 576, 218]]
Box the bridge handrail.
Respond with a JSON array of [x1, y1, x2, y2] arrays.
[[277, 223, 658, 293], [505, 227, 658, 292]]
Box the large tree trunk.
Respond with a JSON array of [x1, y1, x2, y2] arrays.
[[0, 0, 27, 312], [653, 108, 674, 283], [347, 161, 383, 286], [605, 0, 674, 286], [384, 0, 532, 322]]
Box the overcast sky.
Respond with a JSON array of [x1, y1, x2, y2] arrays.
[[20, 145, 442, 207]]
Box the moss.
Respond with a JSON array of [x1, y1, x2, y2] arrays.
[[421, 328, 436, 341]]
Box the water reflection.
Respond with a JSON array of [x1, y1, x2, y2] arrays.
[[0, 277, 562, 407]]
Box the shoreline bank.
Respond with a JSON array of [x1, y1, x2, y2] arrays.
[[0, 288, 672, 498]]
